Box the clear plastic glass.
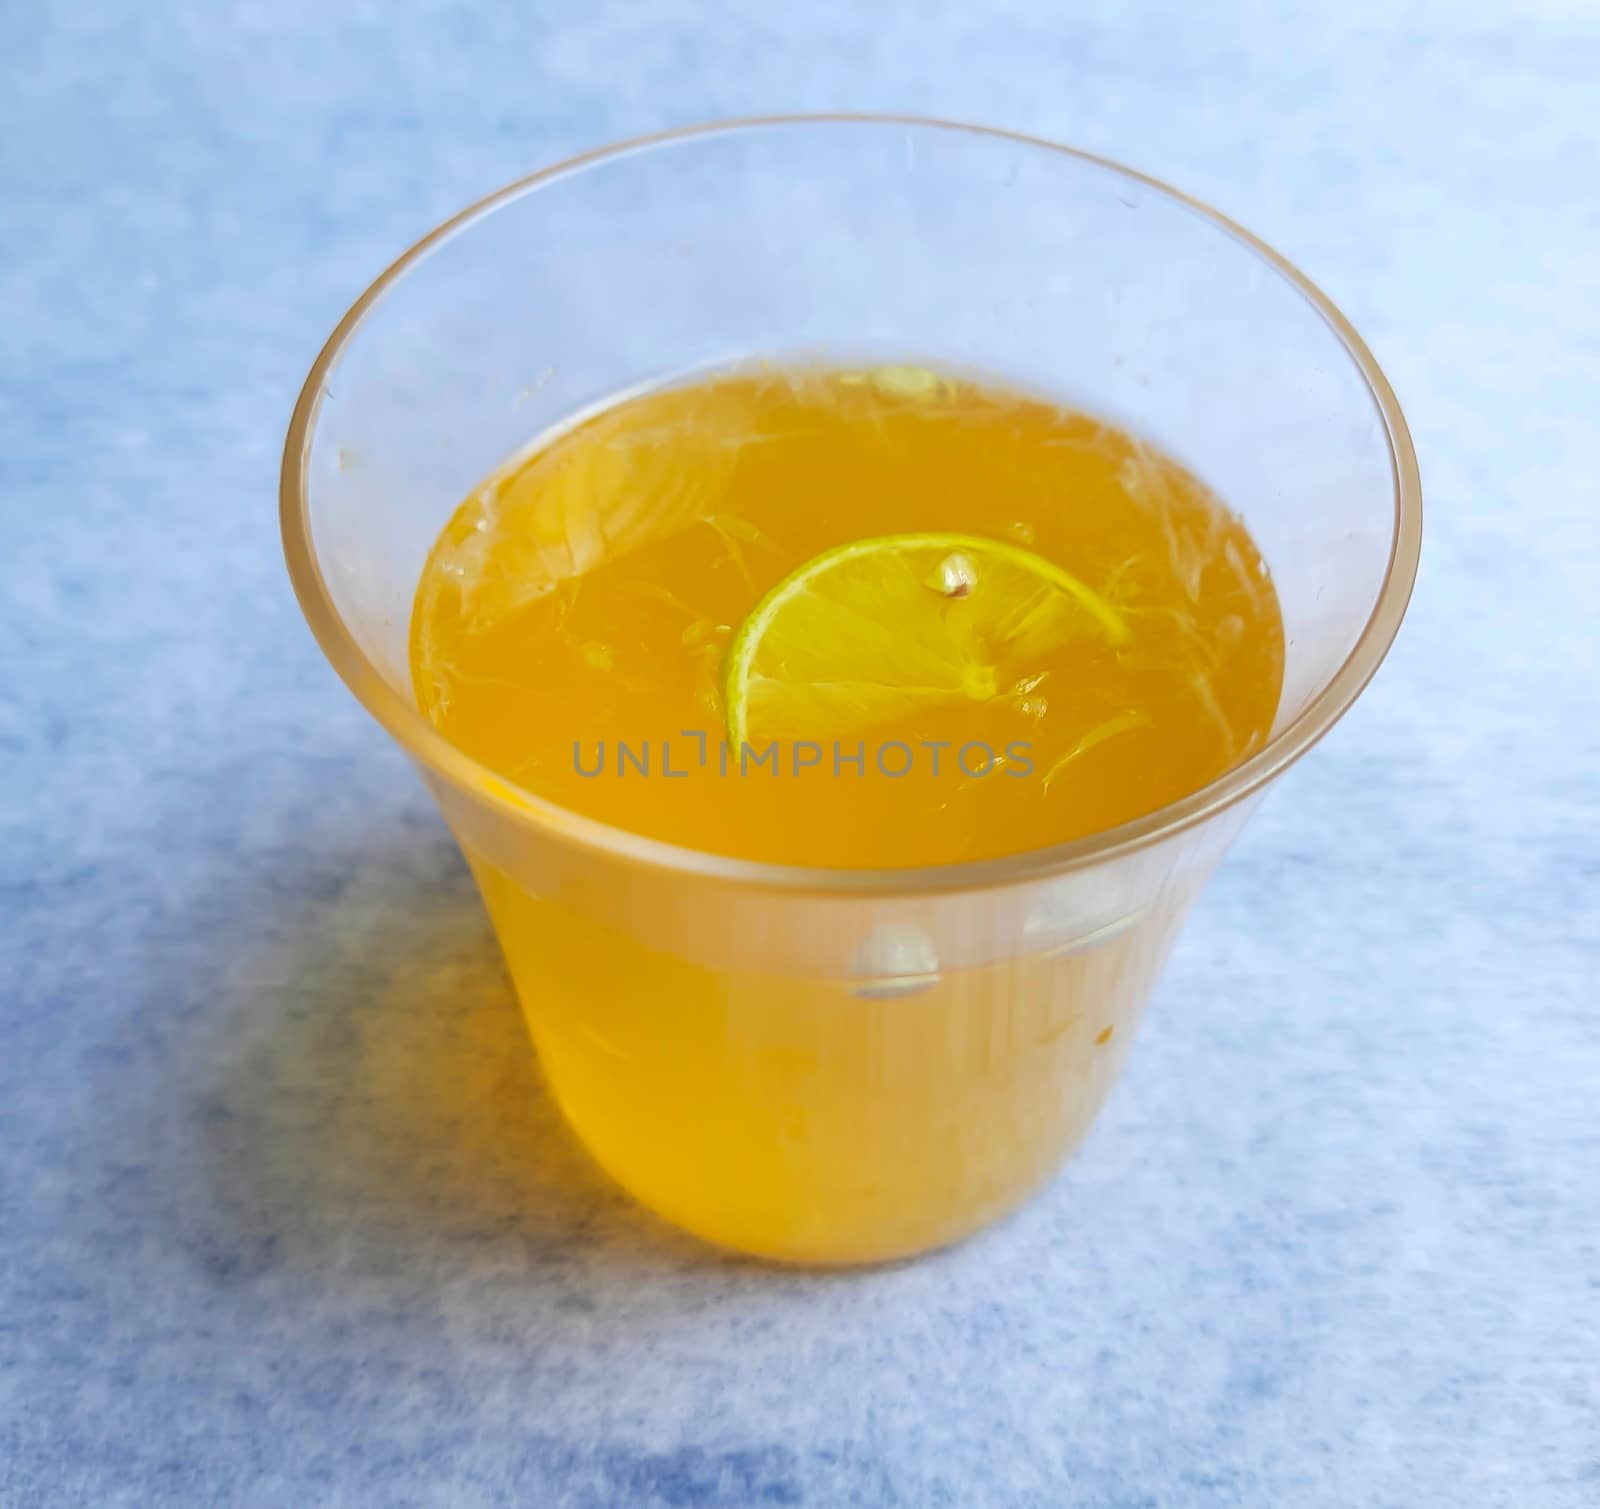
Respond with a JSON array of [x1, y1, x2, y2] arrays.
[[281, 117, 1420, 1264]]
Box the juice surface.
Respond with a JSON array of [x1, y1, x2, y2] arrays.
[[411, 362, 1284, 867]]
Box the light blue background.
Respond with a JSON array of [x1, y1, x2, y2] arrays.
[[2, 3, 1596, 1505]]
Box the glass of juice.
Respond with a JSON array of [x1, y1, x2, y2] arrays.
[[281, 118, 1420, 1265]]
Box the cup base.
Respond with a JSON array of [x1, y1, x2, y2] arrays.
[[469, 851, 1164, 1265]]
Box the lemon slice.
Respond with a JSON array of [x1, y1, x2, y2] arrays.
[[725, 532, 1128, 746]]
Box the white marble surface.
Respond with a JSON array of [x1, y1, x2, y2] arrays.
[[1, 2, 1596, 1504]]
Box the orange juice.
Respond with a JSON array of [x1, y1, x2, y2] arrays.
[[410, 360, 1284, 1260]]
